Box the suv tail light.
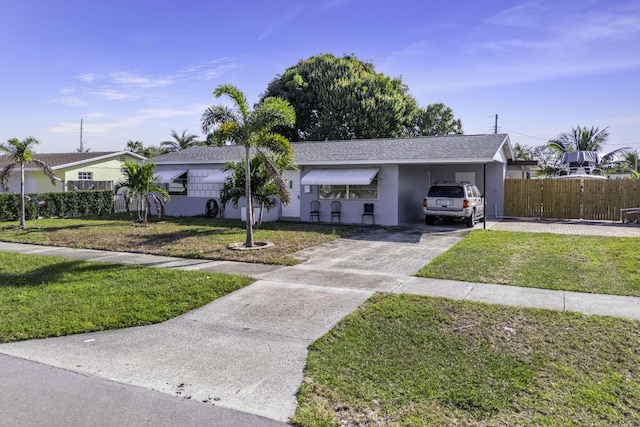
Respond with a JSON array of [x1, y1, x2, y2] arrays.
[[423, 198, 428, 207], [463, 199, 470, 208]]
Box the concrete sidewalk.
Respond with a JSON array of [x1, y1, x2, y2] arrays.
[[0, 228, 639, 425]]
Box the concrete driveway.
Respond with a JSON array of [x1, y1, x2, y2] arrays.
[[262, 224, 472, 291]]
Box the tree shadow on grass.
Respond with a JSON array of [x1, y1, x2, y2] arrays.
[[0, 259, 128, 288]]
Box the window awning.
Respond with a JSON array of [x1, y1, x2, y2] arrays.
[[153, 169, 187, 183], [301, 168, 379, 185], [203, 170, 231, 184]]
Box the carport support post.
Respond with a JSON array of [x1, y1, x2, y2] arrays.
[[483, 163, 487, 230]]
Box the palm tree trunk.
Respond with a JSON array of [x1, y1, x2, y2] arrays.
[[244, 144, 254, 247], [19, 163, 26, 228]]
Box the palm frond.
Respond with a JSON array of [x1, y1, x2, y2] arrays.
[[31, 159, 57, 186], [0, 164, 16, 191], [261, 155, 290, 205], [255, 132, 294, 159], [250, 97, 296, 131], [213, 84, 249, 119], [201, 105, 240, 134]]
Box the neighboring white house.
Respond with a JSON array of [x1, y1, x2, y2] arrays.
[[0, 151, 146, 194], [151, 134, 513, 226], [507, 160, 540, 179]]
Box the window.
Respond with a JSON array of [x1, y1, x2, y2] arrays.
[[162, 172, 188, 195], [78, 172, 93, 180], [318, 177, 378, 200]]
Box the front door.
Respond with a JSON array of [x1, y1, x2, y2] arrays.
[[281, 170, 300, 218]]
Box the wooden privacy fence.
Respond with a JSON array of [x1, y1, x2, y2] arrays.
[[504, 179, 640, 221]]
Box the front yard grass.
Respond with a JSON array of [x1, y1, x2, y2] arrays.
[[417, 230, 640, 296], [294, 293, 640, 426], [0, 214, 360, 265], [0, 251, 252, 343]]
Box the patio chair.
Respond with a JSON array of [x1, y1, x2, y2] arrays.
[[362, 203, 375, 225], [310, 200, 320, 222], [331, 201, 341, 224]]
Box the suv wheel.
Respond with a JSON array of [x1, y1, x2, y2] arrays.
[[466, 211, 476, 228], [425, 215, 435, 225]]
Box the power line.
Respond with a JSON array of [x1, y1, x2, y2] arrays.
[[503, 129, 549, 142]]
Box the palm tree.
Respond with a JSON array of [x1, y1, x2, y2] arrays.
[[624, 150, 639, 173], [221, 153, 295, 226], [548, 126, 629, 175], [0, 137, 56, 228], [160, 129, 202, 152], [548, 125, 609, 153], [201, 84, 295, 247], [116, 162, 169, 223], [125, 140, 145, 154]]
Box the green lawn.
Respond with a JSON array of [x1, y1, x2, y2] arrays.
[[0, 214, 360, 265], [417, 230, 640, 296], [294, 293, 640, 426], [0, 251, 253, 343]]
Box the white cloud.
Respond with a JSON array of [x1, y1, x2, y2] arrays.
[[47, 105, 205, 135], [75, 73, 98, 83], [89, 89, 132, 100], [179, 59, 242, 81], [108, 72, 174, 88], [52, 96, 86, 107]]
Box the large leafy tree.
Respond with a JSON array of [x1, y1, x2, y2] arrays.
[[160, 129, 202, 152], [0, 137, 56, 228], [261, 54, 421, 141], [201, 84, 295, 247], [408, 103, 463, 137], [116, 162, 169, 223]]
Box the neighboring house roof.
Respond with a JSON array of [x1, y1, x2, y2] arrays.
[[0, 151, 145, 171], [508, 160, 539, 166], [152, 134, 512, 166]]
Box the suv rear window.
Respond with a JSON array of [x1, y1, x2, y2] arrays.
[[427, 185, 464, 198]]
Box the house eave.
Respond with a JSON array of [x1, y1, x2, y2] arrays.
[[297, 158, 498, 166], [26, 151, 145, 171]]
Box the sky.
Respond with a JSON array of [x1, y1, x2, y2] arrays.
[[1, 0, 639, 154]]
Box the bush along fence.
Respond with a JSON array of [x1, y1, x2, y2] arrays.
[[504, 179, 640, 221], [0, 190, 115, 222]]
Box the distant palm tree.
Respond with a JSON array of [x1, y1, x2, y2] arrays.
[[548, 125, 609, 153], [624, 150, 639, 173], [125, 140, 145, 154], [116, 162, 169, 223], [201, 84, 295, 247], [160, 130, 202, 152], [0, 137, 56, 228]]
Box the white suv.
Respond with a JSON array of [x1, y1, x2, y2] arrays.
[[423, 181, 484, 227]]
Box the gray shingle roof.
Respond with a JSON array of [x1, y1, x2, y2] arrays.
[[152, 134, 511, 166], [0, 151, 143, 170]]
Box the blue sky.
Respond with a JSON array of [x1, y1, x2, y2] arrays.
[[1, 0, 639, 154]]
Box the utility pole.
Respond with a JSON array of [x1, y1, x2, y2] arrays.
[[80, 118, 84, 152], [494, 114, 498, 134]]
